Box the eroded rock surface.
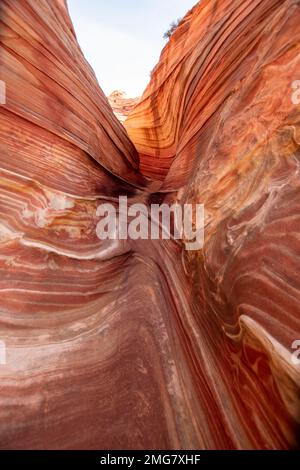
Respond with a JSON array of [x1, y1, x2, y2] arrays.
[[108, 91, 139, 123], [0, 0, 299, 449]]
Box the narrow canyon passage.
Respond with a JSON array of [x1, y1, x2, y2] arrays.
[[0, 0, 300, 449]]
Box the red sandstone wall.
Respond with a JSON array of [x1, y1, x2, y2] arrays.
[[0, 0, 299, 449]]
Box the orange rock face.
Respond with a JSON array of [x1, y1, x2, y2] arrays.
[[108, 91, 139, 123], [0, 0, 300, 450]]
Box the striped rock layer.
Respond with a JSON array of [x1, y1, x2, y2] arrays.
[[108, 91, 140, 123], [0, 0, 300, 449]]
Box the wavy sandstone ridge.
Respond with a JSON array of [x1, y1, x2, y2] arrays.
[[109, 91, 139, 123], [0, 0, 299, 449]]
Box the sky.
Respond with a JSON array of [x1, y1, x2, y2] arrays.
[[67, 0, 196, 97]]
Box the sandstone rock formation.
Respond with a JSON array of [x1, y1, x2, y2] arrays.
[[108, 91, 139, 123], [0, 0, 299, 449]]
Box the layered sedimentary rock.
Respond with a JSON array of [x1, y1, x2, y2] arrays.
[[125, 0, 300, 449], [0, 0, 300, 450], [108, 91, 139, 123]]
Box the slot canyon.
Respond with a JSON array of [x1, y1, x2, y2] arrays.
[[0, 0, 300, 449]]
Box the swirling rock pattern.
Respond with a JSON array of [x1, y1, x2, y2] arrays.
[[108, 91, 139, 123], [0, 0, 299, 449]]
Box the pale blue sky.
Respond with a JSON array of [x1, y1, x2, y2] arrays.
[[67, 0, 196, 97]]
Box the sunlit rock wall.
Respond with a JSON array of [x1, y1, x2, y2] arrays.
[[108, 91, 139, 123], [0, 0, 299, 449], [125, 0, 300, 449]]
